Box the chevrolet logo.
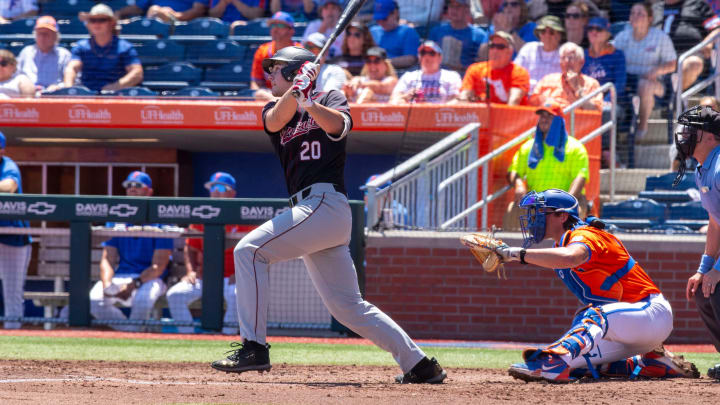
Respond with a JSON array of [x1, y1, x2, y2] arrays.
[[191, 205, 221, 219], [109, 204, 139, 217], [27, 201, 56, 215]]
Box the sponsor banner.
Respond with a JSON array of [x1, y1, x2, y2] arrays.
[[0, 195, 66, 220], [72, 197, 146, 221], [149, 199, 291, 224], [0, 103, 40, 123]]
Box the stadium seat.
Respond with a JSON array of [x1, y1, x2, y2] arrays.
[[112, 86, 157, 97], [172, 86, 219, 97], [185, 39, 246, 67], [645, 172, 695, 191], [120, 17, 171, 38], [669, 200, 708, 220], [41, 85, 96, 96], [172, 17, 229, 38], [55, 18, 88, 35], [637, 190, 692, 205], [610, 21, 628, 36], [200, 62, 252, 91], [143, 62, 202, 85], [40, 0, 98, 18], [134, 39, 186, 66], [0, 17, 37, 35], [648, 224, 696, 234], [600, 198, 666, 229], [231, 19, 269, 36]]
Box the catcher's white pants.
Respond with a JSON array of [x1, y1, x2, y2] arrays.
[[0, 243, 31, 329], [166, 277, 238, 334], [233, 184, 426, 373], [567, 294, 673, 369], [89, 275, 166, 332]]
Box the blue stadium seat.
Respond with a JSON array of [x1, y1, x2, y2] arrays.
[[231, 19, 269, 36], [112, 86, 157, 97], [610, 21, 628, 36], [185, 39, 246, 67], [600, 198, 666, 229], [637, 190, 692, 205], [40, 0, 97, 18], [120, 17, 171, 38], [669, 200, 708, 220], [172, 86, 219, 97], [105, 0, 136, 11], [134, 39, 185, 66], [648, 224, 696, 234], [0, 17, 37, 35], [645, 172, 695, 191], [41, 85, 96, 96], [56, 18, 88, 35], [200, 62, 252, 91], [173, 17, 228, 38], [143, 62, 202, 87]]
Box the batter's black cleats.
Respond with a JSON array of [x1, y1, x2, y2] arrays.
[[708, 363, 720, 380], [395, 357, 447, 384], [211, 340, 272, 374]]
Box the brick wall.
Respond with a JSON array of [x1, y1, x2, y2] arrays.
[[365, 231, 710, 344]]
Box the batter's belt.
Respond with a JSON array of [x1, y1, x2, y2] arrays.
[[289, 183, 344, 207]]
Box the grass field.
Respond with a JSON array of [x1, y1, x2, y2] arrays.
[[1, 335, 717, 372]]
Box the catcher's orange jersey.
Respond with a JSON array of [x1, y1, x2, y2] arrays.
[[555, 225, 660, 305]]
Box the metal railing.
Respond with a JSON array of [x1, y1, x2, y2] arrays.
[[438, 83, 617, 230], [364, 123, 480, 229], [675, 30, 720, 118]]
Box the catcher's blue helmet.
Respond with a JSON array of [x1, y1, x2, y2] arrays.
[[518, 189, 579, 247]]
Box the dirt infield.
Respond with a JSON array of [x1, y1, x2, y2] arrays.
[[1, 359, 720, 405]]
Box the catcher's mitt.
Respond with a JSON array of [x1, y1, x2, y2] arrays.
[[460, 233, 508, 278]]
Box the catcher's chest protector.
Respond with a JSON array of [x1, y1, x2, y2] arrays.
[[554, 226, 660, 306]]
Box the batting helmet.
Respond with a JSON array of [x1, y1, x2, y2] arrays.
[[673, 105, 720, 186], [262, 46, 315, 82], [518, 189, 579, 248]]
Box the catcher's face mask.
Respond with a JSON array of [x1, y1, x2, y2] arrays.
[[518, 191, 547, 248]]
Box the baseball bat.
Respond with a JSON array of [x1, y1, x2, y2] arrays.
[[292, 0, 367, 97]]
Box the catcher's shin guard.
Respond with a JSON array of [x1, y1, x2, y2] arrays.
[[545, 306, 607, 363]]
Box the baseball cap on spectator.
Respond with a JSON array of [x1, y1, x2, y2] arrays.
[[0, 131, 6, 149], [534, 15, 564, 37], [122, 171, 152, 189], [305, 32, 327, 49], [267, 11, 295, 28], [417, 40, 442, 55], [586, 17, 610, 31], [489, 31, 514, 49], [318, 0, 340, 8], [536, 101, 564, 117], [204, 171, 236, 193], [365, 46, 387, 60], [374, 0, 398, 21], [35, 16, 58, 33]]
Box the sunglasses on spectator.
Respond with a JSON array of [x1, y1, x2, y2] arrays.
[[270, 23, 289, 29], [0, 60, 10, 67], [488, 43, 508, 50], [88, 18, 111, 24], [565, 13, 584, 19], [365, 57, 383, 64], [347, 31, 363, 38], [419, 50, 438, 56], [501, 2, 521, 7], [125, 182, 145, 189]]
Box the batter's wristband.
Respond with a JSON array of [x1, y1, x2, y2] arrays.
[[133, 277, 143, 289], [713, 256, 720, 273], [698, 254, 715, 274]]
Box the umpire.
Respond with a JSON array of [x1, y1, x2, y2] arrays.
[[676, 105, 720, 380]]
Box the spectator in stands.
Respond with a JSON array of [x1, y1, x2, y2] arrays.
[[488, 0, 537, 51], [564, 1, 590, 47], [208, 0, 264, 24], [344, 46, 397, 103], [428, 0, 488, 71], [582, 16, 626, 167], [531, 42, 602, 110], [0, 131, 31, 329], [0, 0, 37, 24], [504, 102, 589, 229], [302, 0, 345, 59], [304, 32, 347, 92], [90, 171, 172, 332], [329, 20, 376, 76], [167, 172, 243, 335], [0, 50, 35, 98], [613, 1, 676, 140], [17, 16, 71, 93], [65, 4, 143, 92], [369, 0, 421, 69], [514, 15, 564, 93], [270, 0, 316, 22], [458, 31, 529, 105], [527, 0, 603, 21], [395, 0, 444, 27], [652, 0, 720, 93], [250, 12, 301, 101], [115, 0, 207, 23], [389, 40, 462, 104]]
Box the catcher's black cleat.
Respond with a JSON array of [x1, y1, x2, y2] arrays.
[[211, 340, 272, 374], [395, 357, 447, 384], [708, 363, 720, 380]]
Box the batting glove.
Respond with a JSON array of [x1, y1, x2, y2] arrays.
[[292, 74, 314, 108], [494, 245, 523, 262], [298, 61, 319, 81]]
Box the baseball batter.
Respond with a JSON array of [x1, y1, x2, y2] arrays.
[[211, 46, 446, 384], [675, 105, 720, 380], [494, 189, 697, 382]]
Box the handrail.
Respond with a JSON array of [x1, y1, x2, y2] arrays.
[[439, 82, 616, 230], [675, 29, 720, 118]]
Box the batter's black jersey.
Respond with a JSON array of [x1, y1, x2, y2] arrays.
[[262, 89, 352, 196]]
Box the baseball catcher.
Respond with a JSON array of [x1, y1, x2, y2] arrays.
[[462, 189, 699, 382]]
